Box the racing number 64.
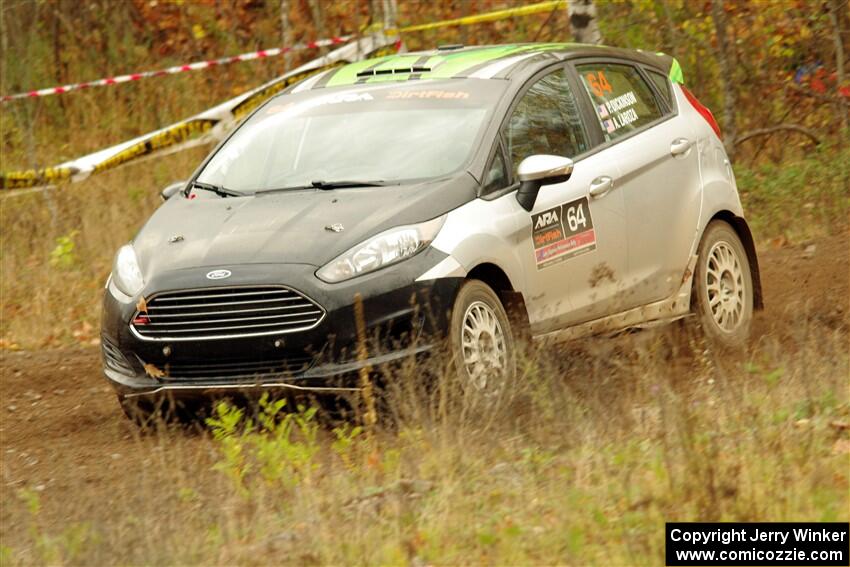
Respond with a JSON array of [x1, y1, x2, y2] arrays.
[[585, 71, 613, 98], [566, 203, 587, 232]]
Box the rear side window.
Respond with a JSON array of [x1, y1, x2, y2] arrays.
[[503, 68, 589, 175], [576, 63, 663, 142], [646, 69, 674, 109]]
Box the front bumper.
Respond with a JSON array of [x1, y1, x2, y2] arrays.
[[101, 247, 462, 399]]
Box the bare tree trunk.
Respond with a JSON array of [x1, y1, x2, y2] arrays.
[[280, 0, 291, 71], [7, 2, 59, 231], [568, 0, 602, 45], [369, 0, 382, 28], [381, 0, 398, 30], [828, 0, 848, 193], [459, 0, 469, 45], [711, 0, 737, 157], [307, 0, 326, 55], [659, 0, 680, 57], [0, 0, 8, 93], [828, 0, 847, 134]]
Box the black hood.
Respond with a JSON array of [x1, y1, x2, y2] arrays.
[[132, 174, 477, 280]]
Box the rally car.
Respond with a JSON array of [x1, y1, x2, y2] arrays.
[[101, 43, 762, 421]]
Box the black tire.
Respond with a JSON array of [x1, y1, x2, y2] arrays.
[[692, 220, 754, 348], [449, 280, 517, 397]]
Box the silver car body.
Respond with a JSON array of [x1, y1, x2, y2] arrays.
[[419, 65, 748, 341]]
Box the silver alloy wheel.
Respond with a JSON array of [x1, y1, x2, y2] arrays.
[[461, 300, 508, 390], [705, 241, 745, 332]]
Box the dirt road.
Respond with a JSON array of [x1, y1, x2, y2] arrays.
[[1, 232, 847, 543]]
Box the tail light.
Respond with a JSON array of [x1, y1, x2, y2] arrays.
[[681, 86, 722, 139]]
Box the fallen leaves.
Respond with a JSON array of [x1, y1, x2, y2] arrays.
[[831, 439, 850, 456], [71, 320, 100, 347], [143, 363, 166, 379]]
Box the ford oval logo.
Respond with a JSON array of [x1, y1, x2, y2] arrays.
[[206, 269, 232, 280]]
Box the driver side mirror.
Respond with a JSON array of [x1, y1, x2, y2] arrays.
[[160, 181, 185, 202], [515, 155, 574, 211]]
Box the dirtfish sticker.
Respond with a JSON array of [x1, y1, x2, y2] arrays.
[[531, 197, 596, 269], [386, 90, 470, 100]]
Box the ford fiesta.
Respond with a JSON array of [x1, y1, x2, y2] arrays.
[[102, 43, 762, 421]]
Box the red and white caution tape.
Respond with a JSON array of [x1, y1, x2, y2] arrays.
[[0, 35, 353, 103], [1, 0, 569, 191], [0, 35, 401, 192], [2, 0, 567, 103]]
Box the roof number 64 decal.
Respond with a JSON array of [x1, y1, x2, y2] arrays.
[[532, 197, 597, 269]]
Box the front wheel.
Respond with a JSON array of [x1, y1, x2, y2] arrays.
[[692, 220, 754, 348], [449, 280, 517, 398]]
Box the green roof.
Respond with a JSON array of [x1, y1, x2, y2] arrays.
[[310, 43, 683, 89], [319, 43, 571, 88]]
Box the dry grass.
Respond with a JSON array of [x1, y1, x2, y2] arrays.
[[0, 148, 214, 348], [1, 321, 847, 565], [1, 6, 848, 563]]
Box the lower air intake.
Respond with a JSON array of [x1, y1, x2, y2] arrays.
[[155, 355, 315, 382]]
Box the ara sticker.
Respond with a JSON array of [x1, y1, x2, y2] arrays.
[[531, 197, 596, 269]]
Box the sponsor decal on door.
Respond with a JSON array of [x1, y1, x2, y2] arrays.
[[531, 197, 596, 269]]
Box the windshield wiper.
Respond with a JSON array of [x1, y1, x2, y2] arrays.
[[190, 181, 244, 198], [258, 180, 392, 195], [310, 180, 388, 190]]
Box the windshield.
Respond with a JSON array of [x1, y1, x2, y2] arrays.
[[196, 81, 506, 192]]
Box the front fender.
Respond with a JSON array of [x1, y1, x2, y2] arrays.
[[429, 196, 526, 293]]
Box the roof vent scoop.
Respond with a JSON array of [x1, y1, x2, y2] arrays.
[[356, 66, 431, 78]]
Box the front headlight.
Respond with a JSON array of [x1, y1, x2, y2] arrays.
[[316, 216, 445, 283], [112, 244, 144, 297]]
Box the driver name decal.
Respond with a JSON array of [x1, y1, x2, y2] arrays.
[[531, 197, 596, 269]]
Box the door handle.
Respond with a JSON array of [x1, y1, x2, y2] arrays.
[[670, 137, 692, 157], [589, 176, 614, 198]]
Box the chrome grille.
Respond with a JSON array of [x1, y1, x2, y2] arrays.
[[156, 356, 314, 382], [131, 286, 325, 341]]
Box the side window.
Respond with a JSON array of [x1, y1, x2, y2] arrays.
[[577, 63, 663, 142], [646, 69, 674, 110], [503, 68, 589, 175], [482, 144, 508, 194]]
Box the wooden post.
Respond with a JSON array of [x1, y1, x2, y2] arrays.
[[354, 293, 377, 430]]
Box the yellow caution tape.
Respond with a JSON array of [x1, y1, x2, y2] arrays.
[[0, 166, 79, 190], [390, 1, 567, 34], [232, 63, 343, 121], [92, 118, 219, 174], [1, 0, 569, 192], [0, 39, 388, 192]]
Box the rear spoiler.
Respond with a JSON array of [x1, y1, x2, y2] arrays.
[[647, 51, 684, 85]]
